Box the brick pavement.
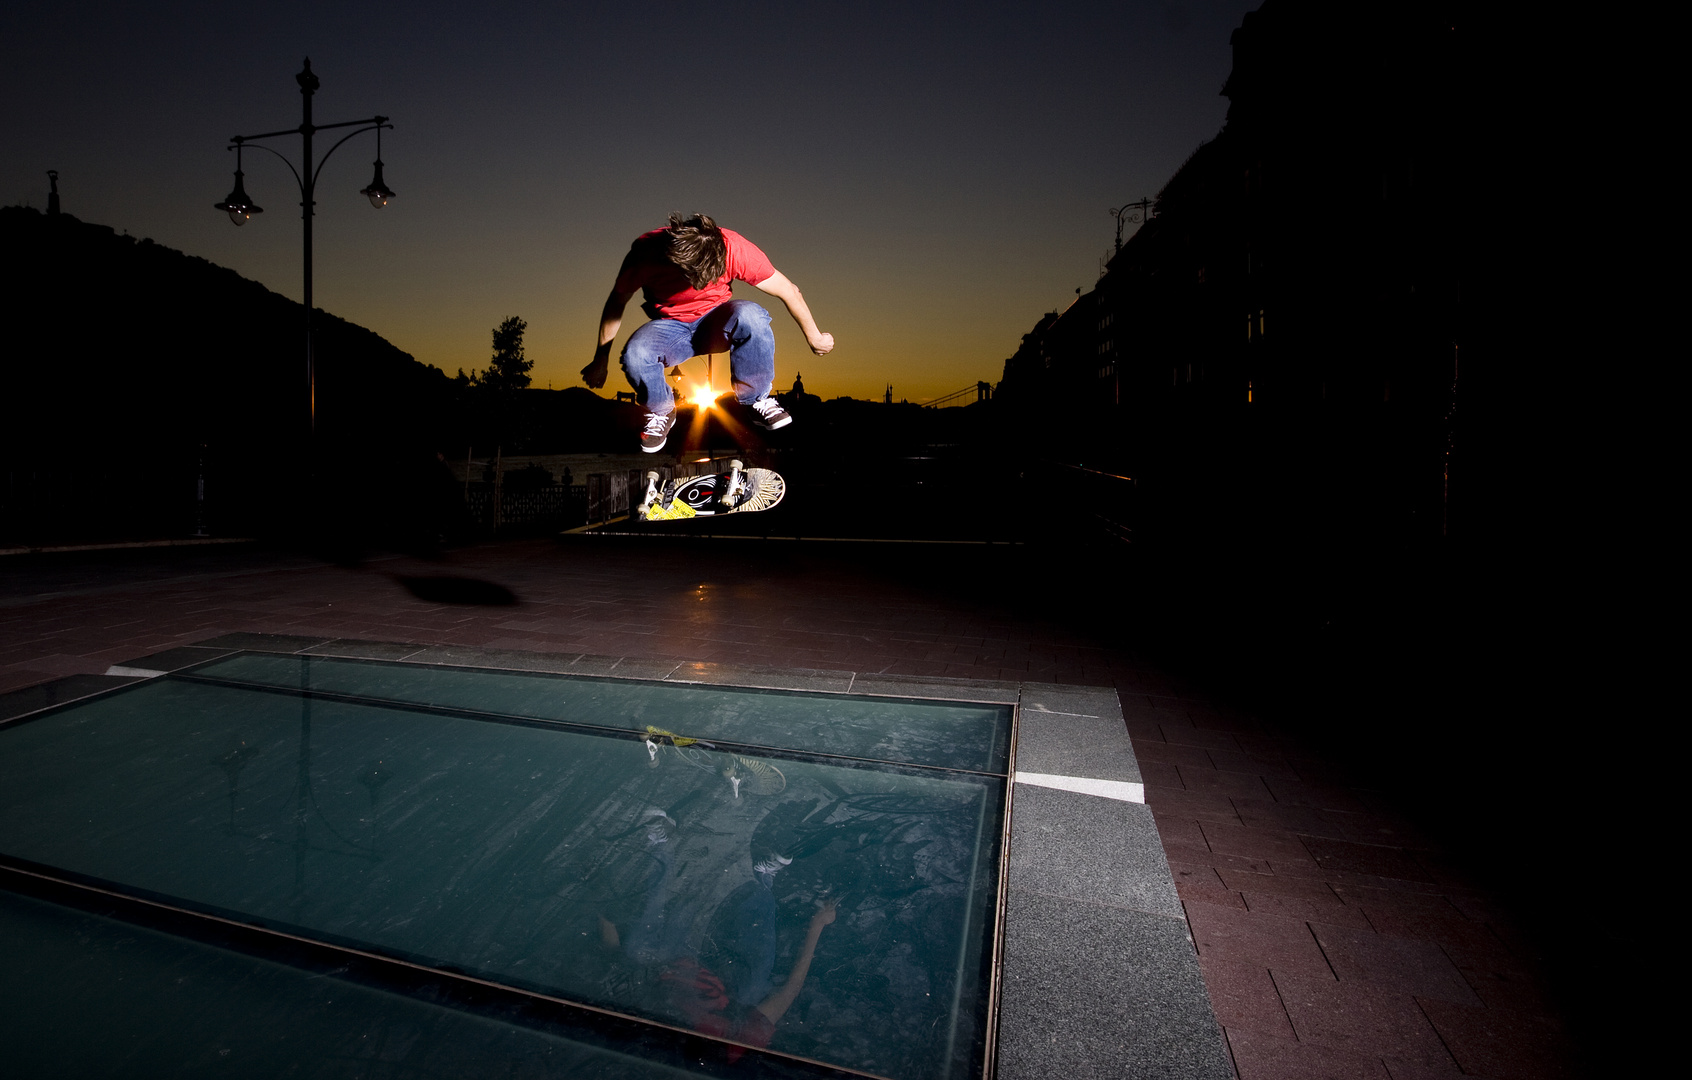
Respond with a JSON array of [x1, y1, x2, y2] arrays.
[[0, 538, 1582, 1079]]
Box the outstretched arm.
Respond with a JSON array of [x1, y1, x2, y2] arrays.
[[756, 899, 836, 1025], [753, 271, 835, 356], [582, 287, 633, 389]]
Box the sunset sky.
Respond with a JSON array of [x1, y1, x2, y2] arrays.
[[3, 1, 1259, 404]]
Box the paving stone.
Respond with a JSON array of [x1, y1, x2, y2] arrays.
[[1206, 748, 1304, 780], [1157, 723, 1244, 752], [1150, 812, 1210, 849], [603, 657, 684, 681], [1273, 972, 1457, 1070], [3, 652, 107, 677], [1223, 1027, 1393, 1079], [562, 653, 632, 676], [1180, 767, 1276, 799], [300, 638, 430, 661], [1233, 798, 1352, 838], [1302, 838, 1437, 884], [1169, 848, 1280, 879], [1009, 783, 1181, 918], [1195, 956, 1296, 1038], [997, 891, 1232, 1080], [663, 661, 854, 693], [1309, 924, 1482, 1005], [192, 632, 333, 652], [1013, 708, 1142, 784], [1375, 1057, 1474, 1079], [1178, 876, 1247, 910], [1454, 964, 1560, 1015], [1354, 905, 1519, 969], [1218, 870, 1347, 900], [401, 645, 583, 672], [1142, 786, 1243, 824], [1202, 821, 1323, 865], [1417, 999, 1579, 1080], [1140, 760, 1187, 789], [1183, 901, 1336, 979], [1132, 740, 1218, 769], [1242, 891, 1371, 929], [1262, 779, 1372, 813]]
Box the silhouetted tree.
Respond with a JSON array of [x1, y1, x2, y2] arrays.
[[483, 316, 532, 392], [452, 317, 531, 392]]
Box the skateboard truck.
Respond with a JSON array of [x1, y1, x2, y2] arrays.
[[723, 460, 748, 509], [638, 469, 668, 517]]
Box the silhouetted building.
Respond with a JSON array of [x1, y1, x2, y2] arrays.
[[1001, 0, 1470, 576], [776, 370, 820, 413]]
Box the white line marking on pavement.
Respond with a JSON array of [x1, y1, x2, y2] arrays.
[[1014, 771, 1145, 803], [1020, 704, 1102, 718], [105, 666, 168, 678]]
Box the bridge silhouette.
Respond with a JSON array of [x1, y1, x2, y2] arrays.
[[918, 381, 994, 408]]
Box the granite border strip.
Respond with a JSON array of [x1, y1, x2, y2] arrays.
[[300, 639, 431, 661], [107, 645, 238, 676], [846, 672, 1022, 704], [0, 673, 146, 725], [105, 665, 167, 678]]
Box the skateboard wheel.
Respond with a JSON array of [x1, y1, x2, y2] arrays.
[[728, 459, 743, 472]]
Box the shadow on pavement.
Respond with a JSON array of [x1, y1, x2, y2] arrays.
[[395, 575, 519, 606]]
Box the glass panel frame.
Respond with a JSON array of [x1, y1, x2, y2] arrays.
[[0, 651, 1015, 1080]]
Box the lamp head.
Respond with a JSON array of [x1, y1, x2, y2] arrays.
[[360, 159, 395, 209], [214, 168, 263, 226]]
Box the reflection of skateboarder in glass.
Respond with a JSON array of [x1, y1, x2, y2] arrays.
[[595, 813, 838, 1061], [580, 213, 836, 453]]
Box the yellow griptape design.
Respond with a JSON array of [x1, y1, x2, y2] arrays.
[[645, 498, 698, 521], [644, 725, 698, 747]]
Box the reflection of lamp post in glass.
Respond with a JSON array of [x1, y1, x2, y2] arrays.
[[1109, 198, 1154, 252], [214, 58, 394, 436]]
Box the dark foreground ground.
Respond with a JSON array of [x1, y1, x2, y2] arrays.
[[0, 536, 1609, 1079]]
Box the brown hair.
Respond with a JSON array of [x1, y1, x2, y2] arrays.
[[666, 212, 727, 290]]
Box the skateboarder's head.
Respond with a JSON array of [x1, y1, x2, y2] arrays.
[[666, 212, 727, 290]]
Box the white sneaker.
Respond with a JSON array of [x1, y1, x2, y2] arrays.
[[640, 411, 675, 453], [642, 807, 676, 844], [749, 397, 792, 430], [752, 852, 793, 877]]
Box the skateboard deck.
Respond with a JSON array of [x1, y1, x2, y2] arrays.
[[637, 460, 785, 522]]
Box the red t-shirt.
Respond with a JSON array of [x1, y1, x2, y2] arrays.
[[657, 958, 777, 1063], [614, 228, 776, 322]]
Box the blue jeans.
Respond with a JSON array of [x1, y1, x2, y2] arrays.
[[705, 879, 779, 1007], [622, 844, 702, 967], [621, 300, 775, 416]]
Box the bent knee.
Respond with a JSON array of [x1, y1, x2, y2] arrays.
[[724, 300, 772, 325]]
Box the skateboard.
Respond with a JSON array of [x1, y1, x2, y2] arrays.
[[644, 725, 787, 798], [637, 459, 785, 521]]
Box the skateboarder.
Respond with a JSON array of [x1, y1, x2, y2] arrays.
[[581, 214, 835, 453]]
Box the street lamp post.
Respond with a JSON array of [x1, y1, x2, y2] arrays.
[[1109, 198, 1154, 252], [215, 58, 394, 437]]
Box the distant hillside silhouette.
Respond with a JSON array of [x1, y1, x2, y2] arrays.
[[0, 206, 642, 546]]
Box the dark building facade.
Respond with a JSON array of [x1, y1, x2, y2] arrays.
[[1001, 0, 1470, 590]]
